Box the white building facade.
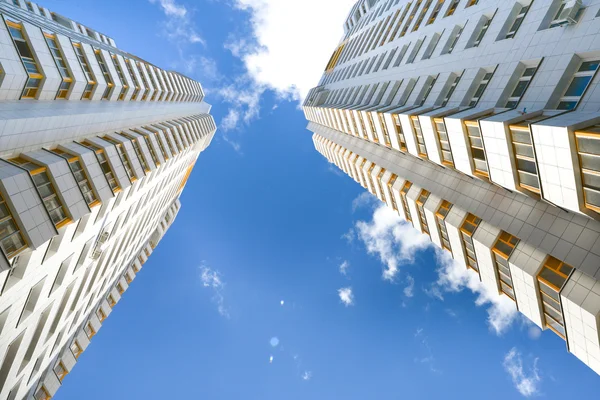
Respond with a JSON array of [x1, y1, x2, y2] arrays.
[[304, 0, 600, 375], [0, 1, 216, 399]]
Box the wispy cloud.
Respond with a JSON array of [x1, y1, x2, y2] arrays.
[[302, 371, 313, 381], [200, 264, 230, 318], [503, 348, 541, 397], [149, 0, 205, 45], [353, 203, 519, 335], [338, 287, 354, 307], [403, 275, 415, 298], [352, 192, 377, 212], [414, 328, 441, 374], [339, 260, 350, 276]]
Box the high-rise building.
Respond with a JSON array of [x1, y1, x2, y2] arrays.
[[0, 1, 216, 398], [304, 0, 600, 375]]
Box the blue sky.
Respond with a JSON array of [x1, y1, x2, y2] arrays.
[[38, 0, 600, 398]]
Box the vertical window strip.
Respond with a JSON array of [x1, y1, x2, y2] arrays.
[[0, 192, 27, 258], [387, 174, 399, 211], [574, 125, 600, 213], [44, 34, 72, 99], [465, 121, 489, 176], [378, 113, 392, 147], [72, 43, 95, 99], [435, 200, 453, 252], [93, 50, 114, 99], [411, 116, 428, 158], [537, 256, 574, 339], [367, 113, 379, 143], [51, 148, 99, 207], [416, 189, 431, 236], [509, 124, 540, 193], [492, 231, 519, 301], [111, 55, 128, 100], [400, 181, 413, 221], [460, 213, 481, 272], [505, 66, 537, 108], [83, 142, 120, 192], [412, 0, 434, 31], [434, 118, 454, 166], [6, 21, 44, 99], [393, 115, 408, 151]]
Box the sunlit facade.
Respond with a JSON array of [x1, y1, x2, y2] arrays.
[[304, 0, 600, 375], [0, 1, 216, 398]]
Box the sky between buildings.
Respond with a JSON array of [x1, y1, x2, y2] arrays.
[[37, 0, 600, 398]]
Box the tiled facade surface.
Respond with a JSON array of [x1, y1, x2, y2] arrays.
[[0, 2, 218, 399], [303, 0, 600, 374]]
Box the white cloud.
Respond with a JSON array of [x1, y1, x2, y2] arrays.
[[200, 265, 230, 318], [527, 325, 542, 340], [227, 0, 356, 101], [338, 287, 354, 306], [149, 0, 206, 46], [354, 203, 519, 335], [354, 204, 430, 281], [302, 371, 313, 381], [352, 192, 377, 212], [339, 260, 350, 276], [503, 348, 541, 397], [403, 275, 415, 298], [430, 250, 519, 335]]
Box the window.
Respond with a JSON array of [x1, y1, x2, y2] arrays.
[[557, 59, 599, 110], [492, 231, 519, 301], [505, 66, 537, 108], [72, 43, 96, 99], [400, 181, 413, 222], [144, 64, 160, 101], [441, 74, 461, 106], [537, 256, 574, 339], [136, 62, 151, 100], [51, 148, 100, 207], [84, 321, 96, 339], [125, 273, 132, 284], [7, 21, 43, 99], [406, 37, 425, 64], [53, 361, 68, 382], [393, 115, 408, 151], [434, 118, 454, 166], [460, 213, 481, 272], [94, 50, 114, 99], [427, 0, 446, 24], [70, 340, 83, 359], [356, 113, 368, 140], [472, 16, 492, 47], [387, 174, 399, 211], [96, 307, 106, 322], [575, 124, 600, 213], [549, 1, 569, 28], [464, 121, 488, 177], [0, 192, 27, 258], [143, 126, 170, 160], [436, 200, 453, 252], [377, 113, 391, 147], [390, 3, 412, 41], [376, 168, 387, 201], [366, 113, 379, 143], [466, 0, 478, 6], [82, 142, 120, 193], [9, 157, 70, 227], [102, 136, 136, 182], [416, 189, 431, 236], [445, 0, 460, 16], [116, 282, 124, 294], [34, 385, 51, 400], [107, 294, 116, 307], [411, 116, 428, 158], [120, 132, 150, 171], [505, 4, 530, 39], [413, 0, 434, 31], [445, 25, 464, 54], [44, 34, 72, 99], [111, 54, 128, 100], [509, 124, 540, 193], [132, 129, 161, 166], [469, 72, 493, 106]]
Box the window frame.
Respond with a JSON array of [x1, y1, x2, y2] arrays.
[[0, 192, 28, 259], [556, 59, 600, 111], [6, 20, 44, 99]]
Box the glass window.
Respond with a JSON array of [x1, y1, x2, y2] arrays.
[[400, 181, 413, 221], [0, 193, 27, 258], [94, 50, 114, 100], [70, 340, 82, 359], [557, 59, 599, 110], [537, 256, 573, 339], [111, 54, 129, 101], [416, 189, 431, 236], [393, 115, 407, 151], [44, 34, 72, 99], [53, 361, 68, 381], [84, 322, 95, 339], [7, 21, 44, 99], [72, 43, 96, 99], [51, 148, 100, 207], [411, 116, 428, 157], [436, 200, 453, 252], [472, 16, 492, 47], [505, 5, 530, 39], [34, 386, 51, 400], [82, 142, 120, 193], [465, 121, 488, 176], [445, 0, 460, 16], [434, 118, 454, 166]]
